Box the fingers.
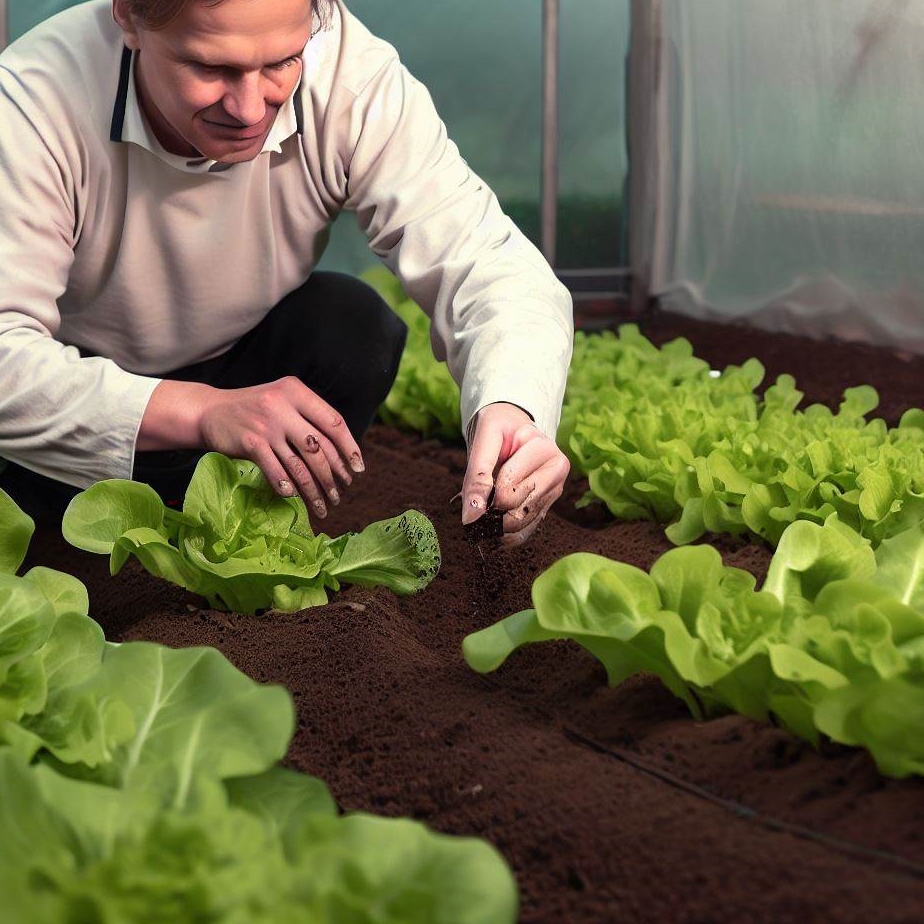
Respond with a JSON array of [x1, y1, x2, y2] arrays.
[[461, 407, 569, 547], [500, 492, 561, 549], [245, 434, 336, 519], [493, 430, 570, 545], [274, 439, 334, 519], [461, 420, 505, 525], [292, 428, 354, 501], [492, 431, 557, 510], [245, 442, 328, 516], [288, 379, 365, 475], [273, 412, 366, 516], [198, 378, 365, 521], [273, 380, 364, 518], [500, 483, 563, 548], [310, 430, 355, 488]]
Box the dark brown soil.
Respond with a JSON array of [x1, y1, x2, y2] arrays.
[[23, 309, 924, 923]]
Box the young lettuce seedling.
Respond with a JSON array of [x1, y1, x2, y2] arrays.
[[62, 453, 441, 614]]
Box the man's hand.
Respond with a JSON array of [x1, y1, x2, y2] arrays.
[[139, 377, 364, 518], [461, 402, 569, 548]]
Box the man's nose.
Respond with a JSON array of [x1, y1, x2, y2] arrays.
[[222, 72, 266, 127]]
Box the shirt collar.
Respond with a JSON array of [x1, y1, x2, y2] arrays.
[[109, 47, 304, 174]]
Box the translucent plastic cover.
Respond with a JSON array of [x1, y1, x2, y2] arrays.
[[638, 0, 924, 353]]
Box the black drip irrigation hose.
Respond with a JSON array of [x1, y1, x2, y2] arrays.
[[472, 673, 924, 881], [560, 722, 924, 879]]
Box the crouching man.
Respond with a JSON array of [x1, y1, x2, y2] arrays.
[[0, 0, 573, 546]]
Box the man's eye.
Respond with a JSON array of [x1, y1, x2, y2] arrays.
[[268, 56, 300, 71]]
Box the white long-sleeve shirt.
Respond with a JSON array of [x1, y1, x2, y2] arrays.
[[0, 0, 573, 488]]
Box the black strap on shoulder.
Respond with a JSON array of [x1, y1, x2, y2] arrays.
[[109, 46, 132, 143], [294, 80, 305, 136]]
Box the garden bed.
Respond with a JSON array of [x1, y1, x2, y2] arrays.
[[25, 309, 924, 923]]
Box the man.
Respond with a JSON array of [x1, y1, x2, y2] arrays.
[[0, 0, 573, 547]]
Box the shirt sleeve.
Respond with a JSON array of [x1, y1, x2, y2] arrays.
[[0, 64, 161, 489], [332, 47, 574, 442]]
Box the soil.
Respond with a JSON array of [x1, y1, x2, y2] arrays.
[[22, 309, 924, 923]]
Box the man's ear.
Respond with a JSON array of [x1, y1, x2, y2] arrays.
[[112, 0, 141, 50]]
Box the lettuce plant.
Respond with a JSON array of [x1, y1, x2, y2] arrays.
[[0, 489, 518, 922], [463, 515, 924, 777], [61, 453, 441, 614]]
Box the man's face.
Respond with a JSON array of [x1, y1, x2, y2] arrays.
[[113, 0, 314, 164]]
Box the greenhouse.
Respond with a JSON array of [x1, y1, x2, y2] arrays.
[[1, 1, 923, 921]]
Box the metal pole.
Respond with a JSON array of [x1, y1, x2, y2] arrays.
[[0, 0, 9, 53], [627, 0, 664, 313], [541, 0, 560, 268]]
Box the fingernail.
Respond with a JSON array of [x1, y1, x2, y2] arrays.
[[277, 479, 294, 496], [313, 499, 327, 518], [330, 488, 340, 505], [461, 495, 484, 526], [350, 453, 365, 474]]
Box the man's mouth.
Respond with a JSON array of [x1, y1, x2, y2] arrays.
[[203, 119, 265, 139]]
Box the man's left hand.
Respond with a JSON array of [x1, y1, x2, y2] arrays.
[[461, 402, 570, 548]]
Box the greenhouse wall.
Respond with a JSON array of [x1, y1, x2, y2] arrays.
[[632, 0, 924, 354]]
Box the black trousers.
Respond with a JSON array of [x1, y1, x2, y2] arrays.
[[0, 272, 407, 520]]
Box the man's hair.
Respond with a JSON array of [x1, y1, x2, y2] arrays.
[[125, 0, 326, 31]]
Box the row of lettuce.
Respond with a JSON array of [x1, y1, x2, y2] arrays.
[[365, 267, 924, 552], [464, 514, 924, 778], [366, 267, 924, 778], [0, 488, 516, 923]]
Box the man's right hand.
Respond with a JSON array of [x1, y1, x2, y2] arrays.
[[138, 377, 364, 518]]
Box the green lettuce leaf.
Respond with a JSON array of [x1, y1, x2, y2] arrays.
[[363, 268, 463, 441], [44, 643, 294, 806], [762, 515, 876, 610], [812, 675, 924, 777], [0, 574, 56, 724], [0, 487, 34, 575], [329, 509, 442, 594]]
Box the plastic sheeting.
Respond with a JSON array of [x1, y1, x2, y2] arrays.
[[635, 0, 924, 354], [7, 0, 83, 44]]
